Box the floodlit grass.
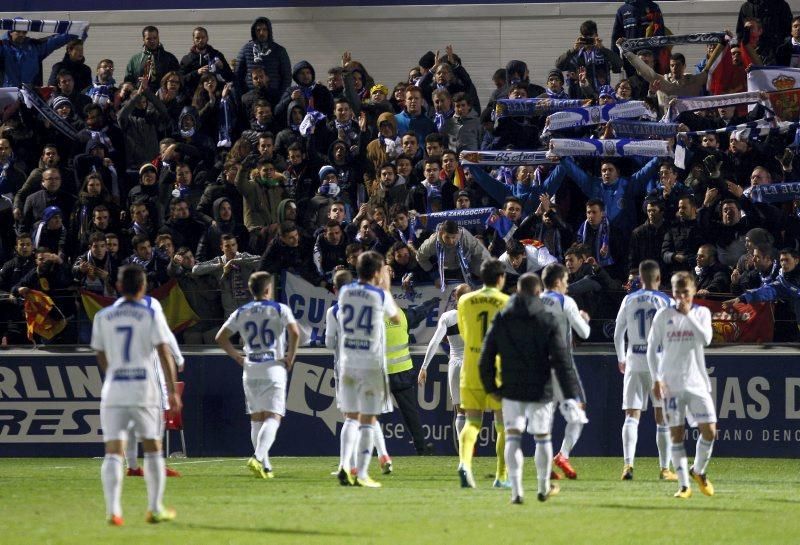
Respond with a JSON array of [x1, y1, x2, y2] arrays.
[[3, 456, 799, 545]]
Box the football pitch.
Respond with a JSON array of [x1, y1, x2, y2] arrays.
[[3, 456, 799, 545]]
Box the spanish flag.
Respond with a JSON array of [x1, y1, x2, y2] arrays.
[[453, 163, 466, 190], [80, 280, 200, 332], [24, 290, 66, 340]]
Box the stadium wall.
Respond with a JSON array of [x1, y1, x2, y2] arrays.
[[2, 348, 800, 458], [4, 1, 798, 107]]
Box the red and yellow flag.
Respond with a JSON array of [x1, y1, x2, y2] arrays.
[[24, 290, 66, 340], [453, 164, 466, 190], [80, 279, 200, 333]]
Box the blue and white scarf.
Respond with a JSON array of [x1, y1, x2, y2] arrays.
[[299, 110, 327, 136], [0, 18, 89, 39], [435, 226, 474, 292], [495, 98, 585, 119], [459, 149, 551, 166], [434, 108, 454, 132], [549, 138, 673, 158], [87, 77, 115, 108], [664, 91, 763, 121], [543, 101, 655, 135], [217, 97, 234, 148], [610, 120, 679, 138], [19, 85, 78, 141], [577, 216, 614, 267], [749, 181, 800, 204], [545, 88, 569, 99]]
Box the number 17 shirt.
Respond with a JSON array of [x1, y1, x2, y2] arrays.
[[457, 286, 509, 390]]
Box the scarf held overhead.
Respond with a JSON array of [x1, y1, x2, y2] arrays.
[[619, 32, 726, 52], [665, 91, 763, 121], [0, 18, 89, 38], [459, 150, 551, 166], [550, 138, 673, 158], [609, 120, 679, 138], [543, 101, 655, 135], [494, 98, 586, 119]]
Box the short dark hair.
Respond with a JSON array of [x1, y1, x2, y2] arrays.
[[480, 258, 505, 286], [389, 203, 408, 219], [379, 162, 396, 174], [254, 99, 272, 111], [493, 68, 506, 82], [452, 92, 470, 105], [248, 271, 273, 297], [566, 243, 591, 259], [118, 264, 146, 296], [720, 198, 741, 210], [441, 220, 459, 235], [88, 232, 107, 245], [586, 198, 605, 211], [142, 25, 159, 37], [132, 234, 149, 249], [287, 142, 304, 155], [93, 204, 109, 215], [325, 219, 342, 230], [423, 157, 441, 169], [639, 260, 661, 284], [425, 133, 445, 146], [356, 250, 385, 281], [754, 244, 774, 258], [220, 233, 237, 243], [542, 263, 568, 289], [670, 52, 686, 65], [504, 196, 523, 209], [279, 221, 298, 236], [506, 239, 525, 257], [517, 272, 543, 296], [780, 247, 800, 259], [580, 20, 598, 37]]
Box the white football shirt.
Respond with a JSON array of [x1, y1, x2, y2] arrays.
[[336, 282, 398, 371], [91, 298, 172, 408], [647, 305, 713, 395], [221, 300, 297, 378], [614, 289, 672, 372], [541, 290, 591, 345]]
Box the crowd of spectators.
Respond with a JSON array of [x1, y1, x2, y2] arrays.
[[2, 0, 800, 345]]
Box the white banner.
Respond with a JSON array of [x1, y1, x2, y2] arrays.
[[282, 272, 458, 347]]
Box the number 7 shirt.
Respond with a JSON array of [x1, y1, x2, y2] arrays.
[[336, 282, 398, 371], [457, 286, 509, 391]]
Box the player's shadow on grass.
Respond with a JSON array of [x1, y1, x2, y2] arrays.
[[182, 523, 356, 537], [595, 503, 768, 513]]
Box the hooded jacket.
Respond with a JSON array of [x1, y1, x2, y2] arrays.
[[235, 164, 286, 230], [48, 51, 93, 92], [196, 174, 244, 226], [274, 99, 306, 159], [276, 60, 334, 122], [1, 31, 78, 87], [196, 197, 250, 261], [366, 111, 400, 173], [235, 17, 292, 94], [479, 293, 580, 402]]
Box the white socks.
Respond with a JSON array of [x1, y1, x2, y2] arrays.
[[125, 431, 139, 470], [144, 451, 166, 513], [622, 416, 639, 466], [535, 435, 553, 495], [560, 422, 583, 458], [356, 424, 375, 479], [455, 414, 466, 437], [671, 444, 690, 488], [340, 418, 359, 472], [656, 425, 672, 470], [101, 454, 124, 517], [250, 421, 264, 452], [693, 437, 714, 475], [255, 418, 280, 470], [504, 434, 523, 499], [373, 422, 389, 459]]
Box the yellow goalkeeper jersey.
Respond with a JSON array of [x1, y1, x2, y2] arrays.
[[457, 286, 509, 390]]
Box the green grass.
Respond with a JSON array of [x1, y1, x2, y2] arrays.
[[3, 456, 799, 545]]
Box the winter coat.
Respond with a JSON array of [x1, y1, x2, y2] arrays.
[[234, 17, 292, 94], [0, 31, 78, 87], [48, 52, 93, 92], [275, 60, 334, 121], [196, 197, 250, 261], [479, 293, 580, 402], [124, 44, 180, 92], [179, 44, 234, 96]]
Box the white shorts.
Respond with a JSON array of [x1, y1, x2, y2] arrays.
[[502, 399, 555, 435], [448, 359, 462, 406], [663, 390, 717, 428], [243, 364, 288, 416], [622, 370, 658, 411], [101, 406, 162, 442], [339, 367, 388, 416]]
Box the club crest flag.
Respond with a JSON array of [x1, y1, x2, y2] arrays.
[[24, 290, 66, 340]]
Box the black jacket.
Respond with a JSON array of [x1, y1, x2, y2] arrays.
[[662, 218, 703, 273], [179, 44, 234, 96], [48, 53, 93, 93], [696, 262, 731, 294], [479, 293, 580, 402], [628, 220, 668, 275]]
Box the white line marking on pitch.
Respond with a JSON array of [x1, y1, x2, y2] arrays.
[[167, 458, 247, 465]]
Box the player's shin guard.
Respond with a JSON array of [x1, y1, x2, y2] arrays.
[[144, 451, 166, 513], [125, 429, 139, 470], [250, 421, 264, 452], [534, 435, 553, 496], [101, 454, 124, 516], [494, 421, 507, 481], [255, 417, 280, 470], [656, 426, 671, 469], [622, 416, 639, 466], [356, 424, 375, 479], [693, 437, 714, 475], [340, 418, 358, 471], [560, 422, 582, 458], [458, 418, 481, 471], [504, 434, 523, 500], [372, 422, 389, 459], [670, 444, 690, 488]]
